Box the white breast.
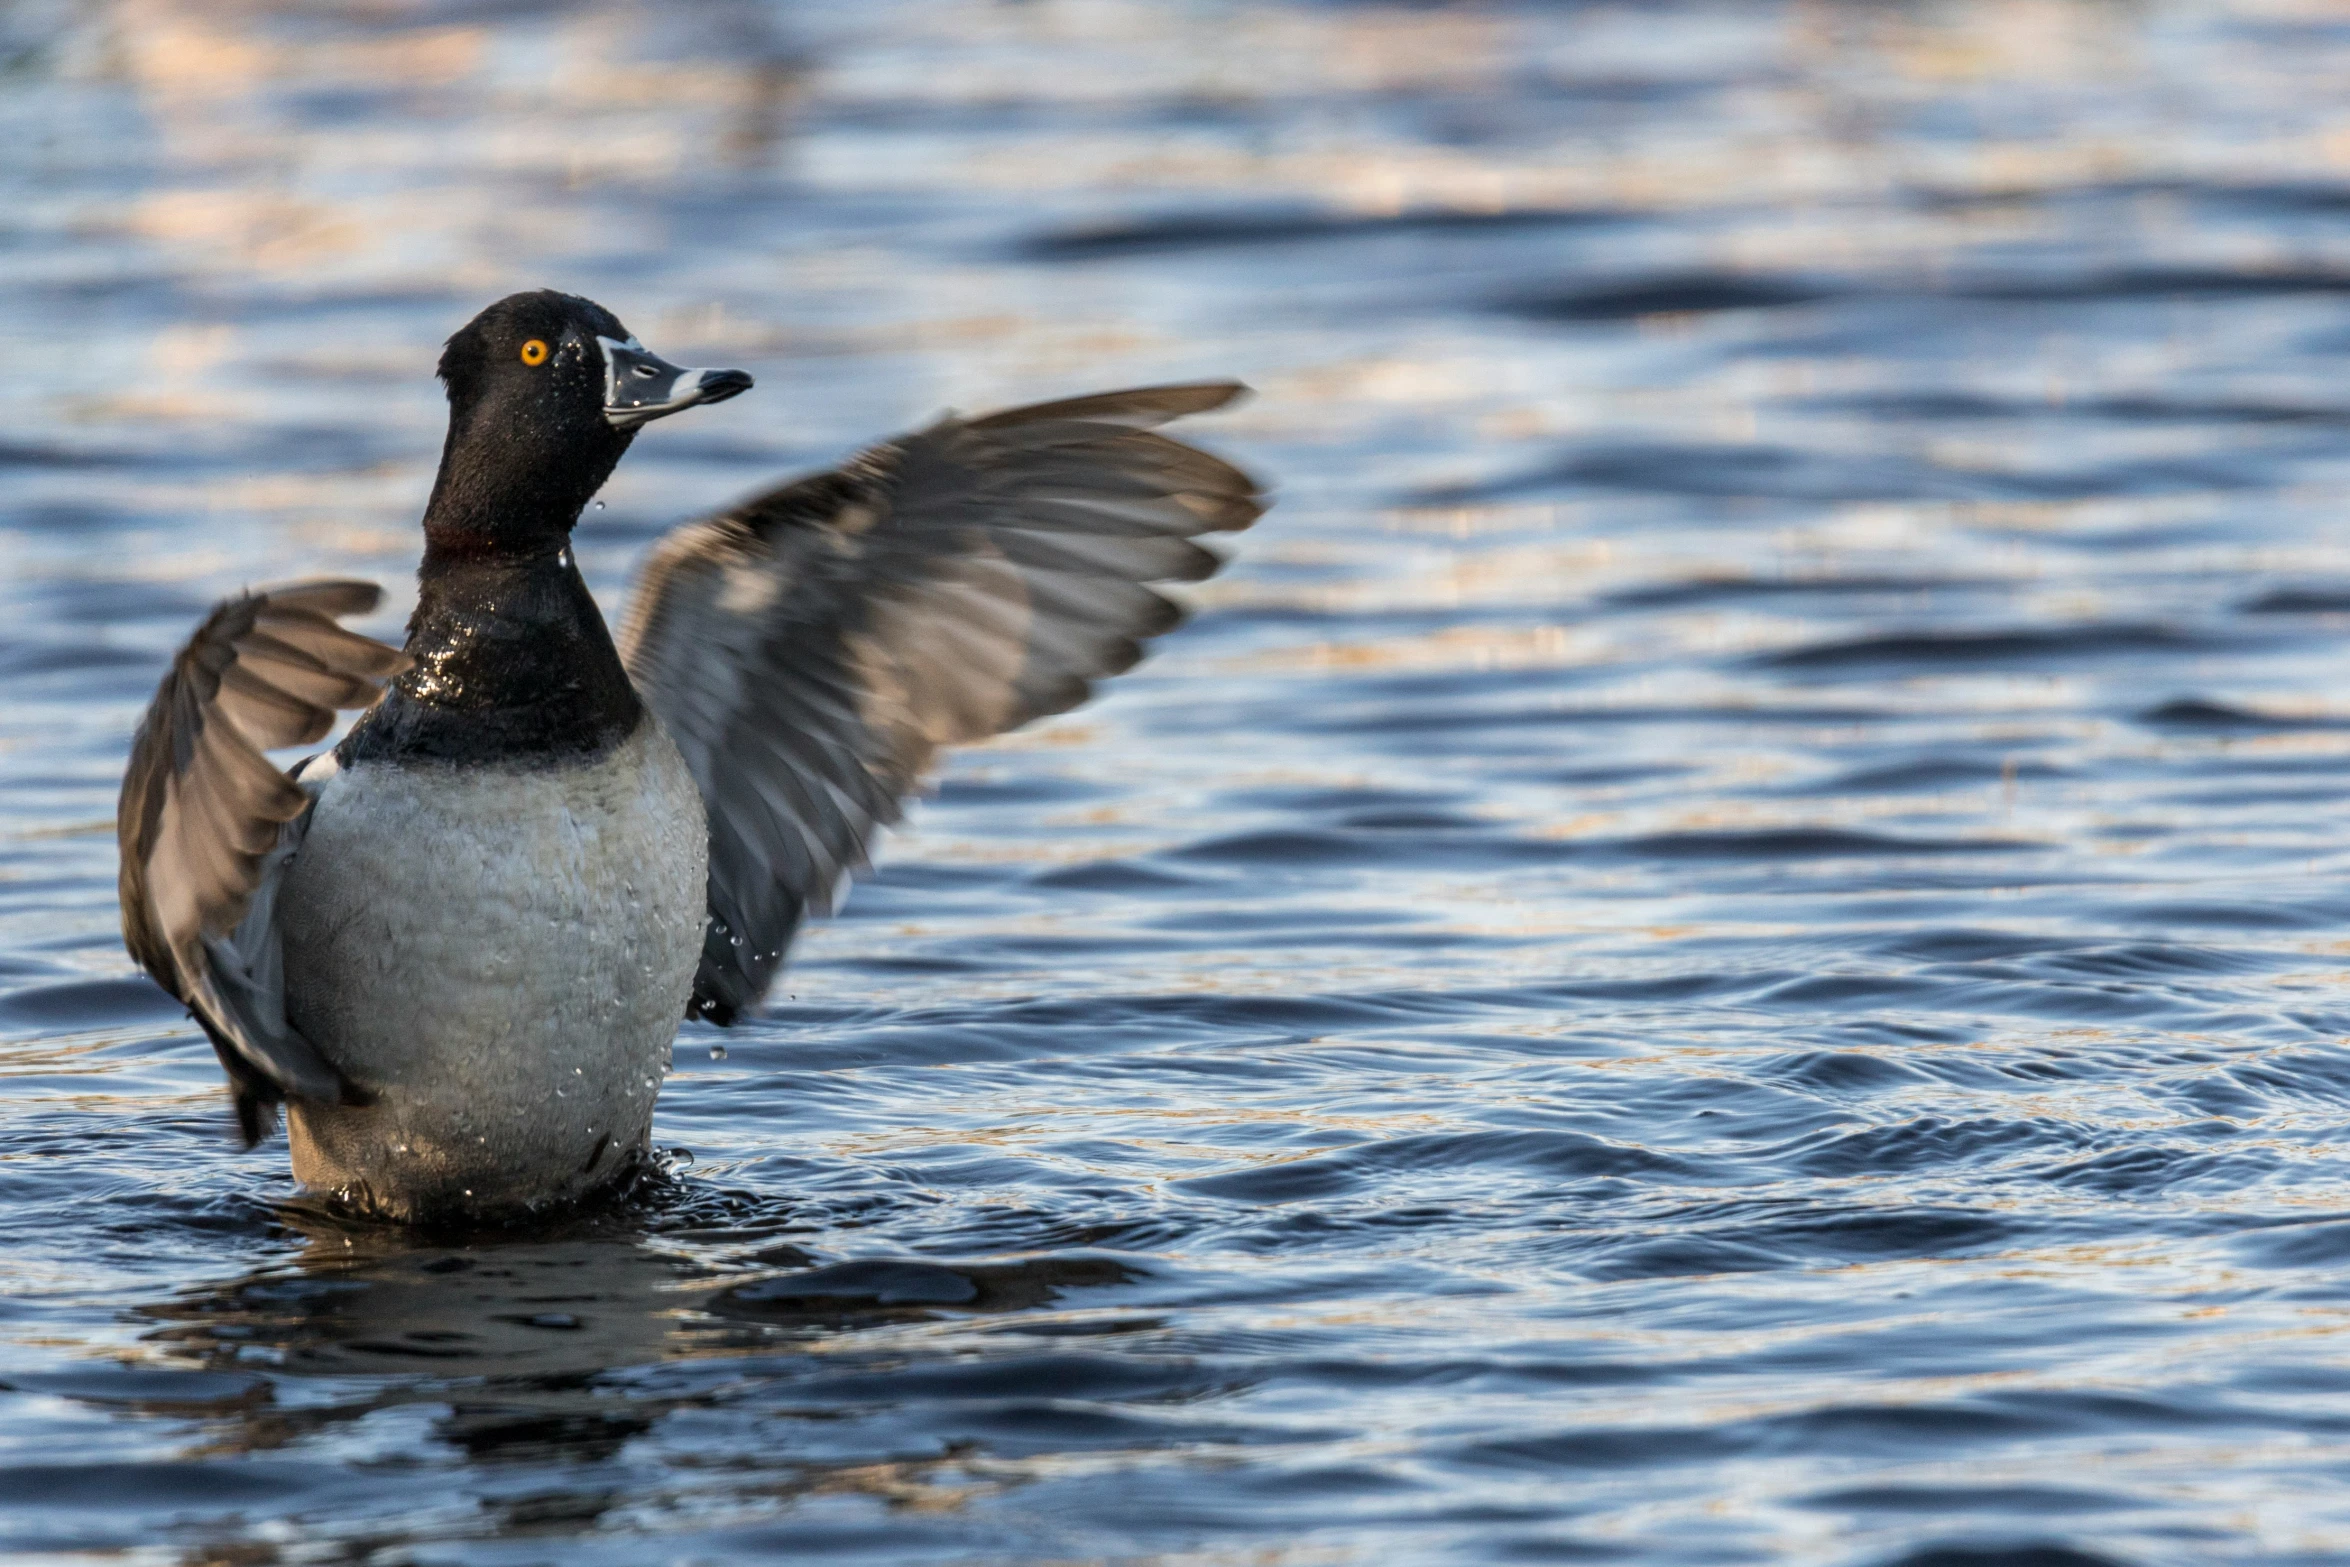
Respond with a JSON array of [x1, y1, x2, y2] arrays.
[[278, 717, 709, 1220]]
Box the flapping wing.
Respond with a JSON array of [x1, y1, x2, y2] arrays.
[[117, 581, 412, 1142], [619, 381, 1265, 1024]]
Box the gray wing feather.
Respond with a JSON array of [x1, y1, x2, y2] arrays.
[[619, 381, 1265, 1023], [117, 581, 411, 1142]]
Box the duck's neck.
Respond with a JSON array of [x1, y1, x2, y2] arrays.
[[339, 542, 643, 767], [417, 400, 627, 556]]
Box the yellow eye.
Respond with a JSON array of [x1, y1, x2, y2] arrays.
[[519, 339, 549, 366]]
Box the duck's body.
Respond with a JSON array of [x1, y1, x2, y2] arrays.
[[116, 289, 1262, 1223], [281, 715, 706, 1219]]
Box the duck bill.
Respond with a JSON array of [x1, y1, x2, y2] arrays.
[[597, 335, 754, 429]]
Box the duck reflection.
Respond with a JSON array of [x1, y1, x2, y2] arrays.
[[133, 1195, 1138, 1470], [144, 1206, 727, 1382], [134, 1205, 729, 1468]]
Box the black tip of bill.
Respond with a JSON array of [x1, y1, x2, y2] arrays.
[[691, 367, 755, 407]]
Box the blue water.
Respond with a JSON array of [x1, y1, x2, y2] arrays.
[[13, 1, 2350, 1561]]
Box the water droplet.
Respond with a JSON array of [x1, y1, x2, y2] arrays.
[[709, 1044, 728, 1060]]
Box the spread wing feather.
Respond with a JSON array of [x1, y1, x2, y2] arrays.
[[117, 581, 411, 1142], [619, 381, 1264, 1024]]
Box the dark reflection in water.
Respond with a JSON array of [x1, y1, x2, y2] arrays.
[[129, 1195, 1144, 1491], [20, 0, 2350, 1562]]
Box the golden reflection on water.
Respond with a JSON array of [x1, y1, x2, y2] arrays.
[[20, 0, 2350, 1559]]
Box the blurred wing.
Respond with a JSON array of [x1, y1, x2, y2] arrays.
[[620, 381, 1264, 1023], [116, 581, 412, 1141]]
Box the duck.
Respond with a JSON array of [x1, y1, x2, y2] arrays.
[[115, 289, 1263, 1223]]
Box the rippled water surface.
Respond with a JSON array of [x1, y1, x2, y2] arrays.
[[23, 1, 2350, 1561]]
